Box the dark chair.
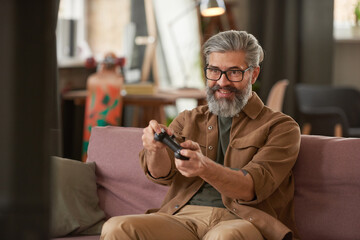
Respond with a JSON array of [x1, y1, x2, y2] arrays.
[[295, 84, 360, 137]]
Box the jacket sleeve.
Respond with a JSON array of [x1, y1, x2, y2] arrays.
[[242, 115, 301, 203], [139, 111, 188, 186]]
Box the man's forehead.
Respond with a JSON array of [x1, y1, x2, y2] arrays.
[[208, 51, 247, 66]]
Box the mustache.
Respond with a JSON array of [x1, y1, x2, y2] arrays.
[[210, 85, 239, 93]]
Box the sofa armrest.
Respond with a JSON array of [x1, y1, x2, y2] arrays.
[[294, 135, 360, 240]]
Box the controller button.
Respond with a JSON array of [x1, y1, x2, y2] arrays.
[[208, 125, 213, 130], [208, 146, 214, 150]]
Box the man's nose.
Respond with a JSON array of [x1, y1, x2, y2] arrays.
[[217, 72, 231, 86]]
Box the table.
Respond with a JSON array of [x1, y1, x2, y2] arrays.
[[62, 87, 207, 127], [61, 88, 206, 160]]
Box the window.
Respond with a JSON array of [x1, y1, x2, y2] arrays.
[[57, 0, 86, 63], [333, 0, 360, 39], [57, 0, 131, 66]]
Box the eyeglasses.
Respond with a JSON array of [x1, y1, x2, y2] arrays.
[[204, 66, 253, 82]]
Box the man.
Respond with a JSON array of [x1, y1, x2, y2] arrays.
[[101, 30, 301, 240]]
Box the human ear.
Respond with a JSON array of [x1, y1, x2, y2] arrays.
[[251, 66, 260, 84]]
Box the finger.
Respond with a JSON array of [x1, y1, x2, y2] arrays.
[[149, 120, 162, 133], [180, 140, 200, 150], [175, 158, 190, 168], [179, 149, 192, 159], [142, 125, 163, 150], [142, 135, 165, 152], [166, 128, 174, 136], [143, 126, 156, 141], [175, 159, 195, 178]]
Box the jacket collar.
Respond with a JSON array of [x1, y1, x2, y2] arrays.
[[241, 92, 264, 120]]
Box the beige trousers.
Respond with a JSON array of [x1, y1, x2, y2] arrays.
[[101, 205, 264, 240]]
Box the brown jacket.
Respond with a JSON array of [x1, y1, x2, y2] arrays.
[[140, 92, 301, 240]]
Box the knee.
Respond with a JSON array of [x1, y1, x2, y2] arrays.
[[101, 216, 139, 240], [204, 227, 240, 240], [204, 220, 263, 240], [101, 217, 118, 238]]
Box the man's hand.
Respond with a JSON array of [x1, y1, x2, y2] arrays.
[[142, 120, 173, 153], [175, 140, 210, 177], [141, 120, 173, 179], [176, 140, 255, 201]]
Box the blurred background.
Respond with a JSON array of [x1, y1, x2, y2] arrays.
[[1, 0, 359, 238]]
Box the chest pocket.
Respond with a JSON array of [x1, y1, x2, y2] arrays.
[[229, 135, 266, 168], [177, 127, 207, 155]]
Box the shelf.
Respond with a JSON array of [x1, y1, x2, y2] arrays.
[[58, 58, 85, 68]]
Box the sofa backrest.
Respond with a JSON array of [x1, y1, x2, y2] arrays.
[[88, 126, 360, 239], [87, 126, 168, 219], [294, 135, 360, 240]]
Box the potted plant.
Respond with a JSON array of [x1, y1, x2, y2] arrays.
[[353, 1, 360, 37], [356, 1, 360, 26]]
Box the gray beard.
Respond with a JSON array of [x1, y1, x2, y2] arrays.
[[206, 81, 252, 118]]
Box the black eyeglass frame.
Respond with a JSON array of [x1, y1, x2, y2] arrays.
[[204, 66, 253, 82]]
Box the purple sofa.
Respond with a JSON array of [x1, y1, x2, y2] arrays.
[[55, 126, 360, 240]]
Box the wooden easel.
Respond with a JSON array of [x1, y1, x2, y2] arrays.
[[141, 0, 159, 85], [130, 0, 160, 126]]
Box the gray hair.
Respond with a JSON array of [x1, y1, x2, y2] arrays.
[[203, 30, 264, 67]]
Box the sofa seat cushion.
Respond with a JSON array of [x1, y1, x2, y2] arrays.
[[53, 235, 99, 240], [294, 135, 360, 240], [87, 126, 168, 218]]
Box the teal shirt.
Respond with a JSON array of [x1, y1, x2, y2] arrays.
[[187, 116, 232, 208]]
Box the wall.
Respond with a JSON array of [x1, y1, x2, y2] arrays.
[[59, 0, 131, 93], [86, 0, 131, 59], [333, 40, 360, 90]]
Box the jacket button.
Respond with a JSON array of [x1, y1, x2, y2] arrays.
[[208, 126, 213, 130], [208, 146, 213, 150]]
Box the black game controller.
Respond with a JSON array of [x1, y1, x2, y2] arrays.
[[154, 129, 189, 160]]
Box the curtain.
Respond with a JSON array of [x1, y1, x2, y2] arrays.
[[0, 0, 60, 238], [248, 0, 334, 118]]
